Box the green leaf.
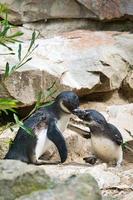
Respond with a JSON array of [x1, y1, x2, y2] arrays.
[[0, 98, 18, 110], [4, 62, 10, 78], [7, 31, 24, 38], [18, 43, 22, 61], [28, 31, 36, 52], [19, 57, 32, 67], [0, 26, 9, 36], [13, 114, 33, 136], [0, 42, 13, 51]]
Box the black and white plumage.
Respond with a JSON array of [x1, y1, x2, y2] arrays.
[[4, 91, 79, 165], [73, 109, 123, 166]]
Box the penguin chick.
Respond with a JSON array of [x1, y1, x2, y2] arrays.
[[4, 91, 79, 165], [73, 109, 123, 166]]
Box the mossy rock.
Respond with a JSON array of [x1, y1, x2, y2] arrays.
[[0, 160, 54, 200], [18, 174, 102, 200]]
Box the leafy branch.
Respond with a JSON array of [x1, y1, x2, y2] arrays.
[[0, 3, 23, 52], [4, 30, 39, 79]]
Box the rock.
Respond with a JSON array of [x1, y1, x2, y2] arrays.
[[39, 163, 121, 189], [0, 126, 18, 159], [17, 174, 102, 200], [122, 192, 133, 200], [0, 160, 53, 200], [23, 19, 93, 38], [0, 30, 132, 105], [77, 0, 133, 20], [102, 197, 118, 200], [0, 0, 133, 24], [39, 163, 133, 199], [106, 104, 133, 143], [124, 140, 133, 163], [121, 71, 133, 102], [0, 0, 95, 24]]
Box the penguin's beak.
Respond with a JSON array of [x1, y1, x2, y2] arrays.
[[72, 108, 86, 120]]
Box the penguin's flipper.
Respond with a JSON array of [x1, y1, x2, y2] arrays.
[[47, 120, 67, 163], [108, 123, 123, 145]]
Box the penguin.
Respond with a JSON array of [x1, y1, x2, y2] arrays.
[[73, 109, 123, 166], [4, 91, 79, 165]]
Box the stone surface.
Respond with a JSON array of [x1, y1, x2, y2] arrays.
[[23, 19, 93, 38], [0, 30, 132, 105], [0, 126, 18, 159], [122, 192, 133, 200], [0, 0, 133, 24], [0, 0, 95, 24], [40, 163, 133, 199], [77, 0, 133, 20], [39, 163, 121, 189], [0, 160, 53, 200], [18, 174, 102, 200], [121, 71, 133, 102], [106, 104, 133, 143]]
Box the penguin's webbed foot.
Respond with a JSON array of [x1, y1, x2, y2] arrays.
[[83, 156, 97, 165]]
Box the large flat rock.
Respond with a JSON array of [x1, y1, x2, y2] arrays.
[[0, 30, 132, 105]]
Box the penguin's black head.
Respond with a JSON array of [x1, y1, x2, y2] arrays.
[[55, 91, 79, 114], [73, 109, 107, 127]]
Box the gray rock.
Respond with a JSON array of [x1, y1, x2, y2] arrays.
[[23, 19, 94, 38], [122, 192, 133, 200], [0, 0, 95, 24], [103, 197, 118, 200], [0, 0, 132, 24], [121, 71, 133, 102], [0, 160, 53, 200], [17, 174, 102, 200], [38, 163, 121, 189], [0, 30, 132, 105], [77, 0, 133, 20], [107, 104, 133, 143]]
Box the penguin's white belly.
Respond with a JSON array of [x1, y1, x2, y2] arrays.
[[91, 135, 121, 162], [35, 129, 52, 160], [35, 114, 70, 160]]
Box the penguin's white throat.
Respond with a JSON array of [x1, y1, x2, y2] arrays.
[[60, 101, 71, 114]]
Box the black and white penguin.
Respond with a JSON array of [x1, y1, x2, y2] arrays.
[[73, 109, 123, 166], [4, 91, 79, 165]]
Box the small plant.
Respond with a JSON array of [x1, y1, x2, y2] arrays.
[[0, 3, 39, 134], [0, 3, 57, 136]]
